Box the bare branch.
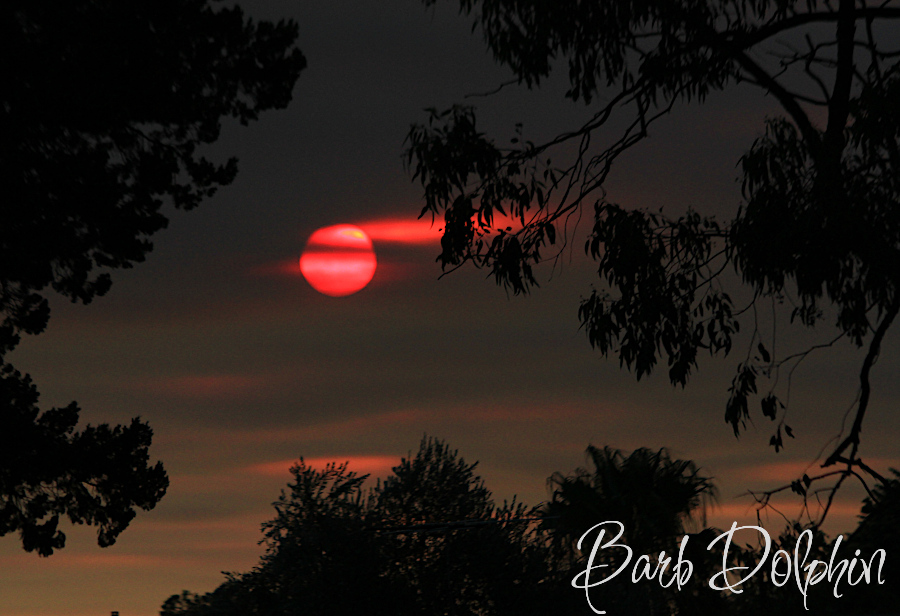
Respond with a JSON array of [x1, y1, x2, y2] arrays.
[[824, 295, 900, 468]]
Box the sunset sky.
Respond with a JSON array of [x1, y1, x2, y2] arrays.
[[3, 1, 899, 615]]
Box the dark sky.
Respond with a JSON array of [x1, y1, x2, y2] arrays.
[[2, 1, 899, 615]]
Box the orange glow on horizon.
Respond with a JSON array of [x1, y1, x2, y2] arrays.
[[248, 455, 399, 478]]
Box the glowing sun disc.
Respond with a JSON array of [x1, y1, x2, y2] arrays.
[[299, 224, 377, 296]]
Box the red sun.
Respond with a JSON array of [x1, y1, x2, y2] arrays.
[[299, 224, 377, 296]]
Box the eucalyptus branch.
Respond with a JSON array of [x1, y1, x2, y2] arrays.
[[818, 469, 849, 526], [726, 7, 900, 50], [463, 79, 519, 99], [823, 294, 900, 468]]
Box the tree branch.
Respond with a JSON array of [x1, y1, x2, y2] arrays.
[[727, 7, 900, 50], [824, 0, 857, 155], [709, 34, 824, 156], [823, 294, 900, 468]]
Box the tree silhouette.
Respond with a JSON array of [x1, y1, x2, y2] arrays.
[[1, 0, 305, 554], [162, 441, 895, 615], [544, 446, 716, 553], [542, 446, 723, 615], [834, 469, 900, 613], [405, 0, 900, 524], [371, 437, 553, 615], [161, 437, 556, 616]]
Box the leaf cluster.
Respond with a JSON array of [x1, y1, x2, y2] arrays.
[[0, 363, 168, 556], [428, 0, 745, 103], [580, 205, 735, 386], [406, 106, 559, 293]]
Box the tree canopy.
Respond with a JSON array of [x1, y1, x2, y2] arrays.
[[544, 446, 717, 555], [405, 0, 900, 525], [543, 446, 725, 616], [161, 437, 556, 616], [165, 439, 900, 614], [1, 0, 305, 554]]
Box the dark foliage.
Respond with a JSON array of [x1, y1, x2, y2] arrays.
[[0, 365, 168, 556], [543, 446, 724, 616], [1, 0, 305, 349], [1, 0, 305, 554], [837, 469, 900, 613], [160, 438, 897, 615], [544, 446, 717, 554], [405, 0, 900, 524], [161, 437, 557, 616]]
